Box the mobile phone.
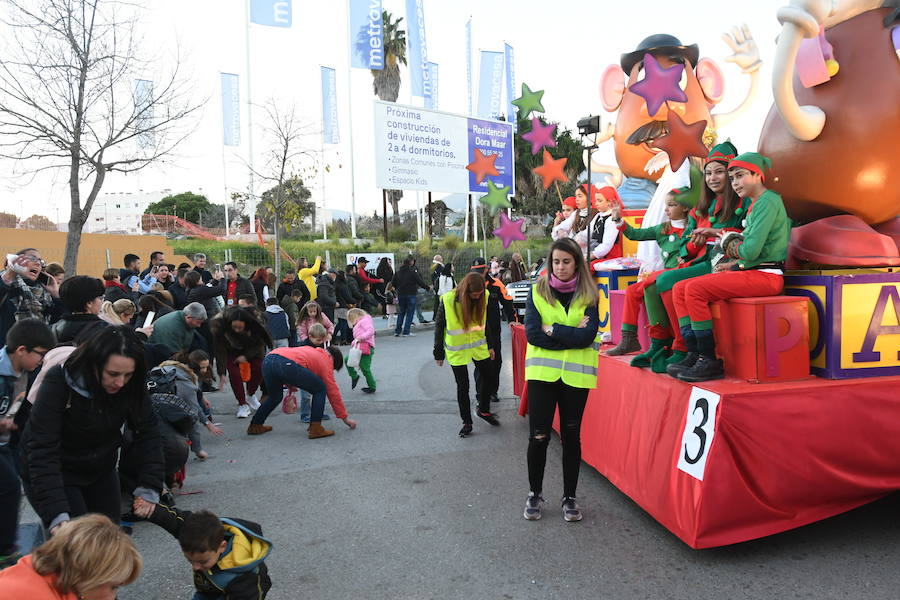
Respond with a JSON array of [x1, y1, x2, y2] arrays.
[[143, 311, 156, 327], [215, 264, 221, 271], [37, 271, 51, 286]]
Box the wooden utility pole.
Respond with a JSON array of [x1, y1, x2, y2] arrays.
[[382, 189, 389, 243], [427, 192, 433, 239]]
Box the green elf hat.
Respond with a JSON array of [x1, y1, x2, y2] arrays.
[[670, 165, 702, 209], [705, 140, 738, 165], [728, 151, 773, 181]]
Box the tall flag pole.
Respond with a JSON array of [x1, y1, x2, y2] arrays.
[[466, 18, 473, 115]]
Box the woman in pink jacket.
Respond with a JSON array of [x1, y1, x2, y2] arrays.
[[346, 308, 376, 393], [297, 301, 334, 342]]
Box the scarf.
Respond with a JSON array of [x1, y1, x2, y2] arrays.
[[104, 279, 129, 292], [549, 273, 578, 293]]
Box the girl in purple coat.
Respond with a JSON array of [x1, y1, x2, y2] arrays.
[[346, 308, 376, 393]]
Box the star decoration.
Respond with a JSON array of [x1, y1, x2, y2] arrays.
[[465, 148, 500, 184], [653, 112, 709, 171], [628, 53, 687, 116], [511, 83, 545, 119], [492, 212, 526, 249], [532, 149, 568, 189], [478, 180, 512, 216], [521, 117, 557, 155]]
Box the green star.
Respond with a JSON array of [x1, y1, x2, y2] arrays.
[[478, 180, 512, 216], [511, 83, 545, 119]]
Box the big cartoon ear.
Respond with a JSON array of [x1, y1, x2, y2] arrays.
[[600, 64, 626, 111], [696, 58, 726, 105]]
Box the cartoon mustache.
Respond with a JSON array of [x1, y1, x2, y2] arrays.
[[626, 120, 668, 146]]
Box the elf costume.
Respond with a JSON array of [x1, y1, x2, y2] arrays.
[[606, 167, 700, 366], [639, 142, 752, 371], [669, 151, 791, 382]]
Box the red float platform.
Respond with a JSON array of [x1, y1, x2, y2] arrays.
[[510, 323, 900, 548]]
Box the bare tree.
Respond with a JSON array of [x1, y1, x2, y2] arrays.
[[0, 0, 202, 274], [252, 100, 316, 276]]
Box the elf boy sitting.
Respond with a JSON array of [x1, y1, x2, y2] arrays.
[[668, 152, 791, 382]]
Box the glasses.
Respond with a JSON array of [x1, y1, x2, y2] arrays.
[[22, 255, 45, 267], [27, 348, 47, 358]]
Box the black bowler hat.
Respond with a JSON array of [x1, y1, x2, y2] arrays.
[[620, 33, 699, 74]]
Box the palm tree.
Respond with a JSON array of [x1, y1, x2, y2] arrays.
[[513, 114, 586, 217], [366, 11, 407, 224]]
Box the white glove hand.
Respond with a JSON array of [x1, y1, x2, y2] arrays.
[[722, 24, 761, 73]]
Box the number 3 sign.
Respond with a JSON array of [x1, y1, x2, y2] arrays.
[[677, 387, 722, 481]]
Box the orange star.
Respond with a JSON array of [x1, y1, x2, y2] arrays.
[[466, 148, 500, 184], [532, 149, 568, 190], [654, 112, 709, 171]]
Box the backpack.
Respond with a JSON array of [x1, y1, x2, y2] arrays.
[[146, 366, 196, 436]]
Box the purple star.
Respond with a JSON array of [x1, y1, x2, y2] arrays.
[[628, 53, 687, 116], [492, 212, 526, 249], [520, 117, 557, 155]]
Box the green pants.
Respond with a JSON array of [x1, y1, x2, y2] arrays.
[[347, 348, 376, 389], [643, 261, 713, 327]]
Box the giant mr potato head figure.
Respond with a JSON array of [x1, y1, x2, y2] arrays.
[[588, 29, 762, 185], [759, 0, 900, 268]]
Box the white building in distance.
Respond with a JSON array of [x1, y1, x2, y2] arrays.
[[85, 190, 171, 235]]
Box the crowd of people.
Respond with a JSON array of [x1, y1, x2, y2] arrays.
[[0, 243, 532, 597]]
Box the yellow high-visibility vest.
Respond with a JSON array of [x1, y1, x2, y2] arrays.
[[525, 287, 600, 388], [442, 290, 489, 366]]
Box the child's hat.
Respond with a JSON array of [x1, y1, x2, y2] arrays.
[[705, 140, 738, 165], [562, 196, 577, 209], [670, 166, 702, 209], [597, 186, 624, 209], [728, 152, 773, 180]]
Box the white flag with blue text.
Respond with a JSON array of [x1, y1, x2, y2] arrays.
[[321, 67, 340, 144], [405, 0, 429, 97], [349, 0, 384, 70], [477, 51, 504, 119], [220, 73, 240, 147]]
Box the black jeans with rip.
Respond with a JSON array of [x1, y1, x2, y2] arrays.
[[526, 379, 588, 498]]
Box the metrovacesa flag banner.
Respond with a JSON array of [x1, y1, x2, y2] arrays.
[[250, 0, 292, 27], [424, 62, 439, 109], [405, 0, 430, 97], [504, 43, 516, 131], [220, 73, 240, 146], [476, 50, 504, 119], [321, 66, 340, 144], [349, 0, 384, 70], [133, 79, 154, 149]]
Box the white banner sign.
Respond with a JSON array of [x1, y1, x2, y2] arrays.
[[676, 386, 721, 481], [373, 100, 514, 195], [345, 252, 396, 277]]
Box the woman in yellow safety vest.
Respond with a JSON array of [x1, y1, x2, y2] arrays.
[[433, 272, 500, 438], [523, 237, 600, 522]]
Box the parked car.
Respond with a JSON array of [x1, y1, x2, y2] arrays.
[[506, 258, 545, 318]]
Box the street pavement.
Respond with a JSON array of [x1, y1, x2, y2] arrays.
[[20, 324, 900, 599]]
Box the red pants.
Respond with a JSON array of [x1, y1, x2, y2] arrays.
[[226, 356, 263, 405], [675, 270, 784, 329], [623, 272, 659, 326]]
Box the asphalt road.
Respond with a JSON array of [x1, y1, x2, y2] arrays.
[[20, 324, 900, 599]]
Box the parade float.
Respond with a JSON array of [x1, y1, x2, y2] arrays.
[[507, 0, 900, 548]]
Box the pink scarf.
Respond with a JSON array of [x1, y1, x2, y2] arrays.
[[549, 273, 578, 293]]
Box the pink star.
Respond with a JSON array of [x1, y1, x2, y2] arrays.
[[492, 212, 526, 249], [520, 117, 557, 155], [628, 53, 687, 116]]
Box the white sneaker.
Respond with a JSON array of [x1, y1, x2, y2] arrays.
[[236, 404, 251, 418], [247, 393, 260, 410]]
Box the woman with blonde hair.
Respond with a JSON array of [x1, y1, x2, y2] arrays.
[[522, 237, 600, 522], [433, 272, 499, 437], [98, 298, 136, 325], [0, 513, 142, 600]]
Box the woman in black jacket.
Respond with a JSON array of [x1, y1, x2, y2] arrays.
[[20, 326, 164, 533], [333, 271, 355, 345], [375, 257, 394, 316]]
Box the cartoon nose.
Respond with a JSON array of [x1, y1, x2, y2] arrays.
[[641, 100, 686, 120]]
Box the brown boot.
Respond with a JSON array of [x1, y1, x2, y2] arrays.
[[247, 423, 273, 435], [307, 422, 334, 439], [606, 330, 641, 356]]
